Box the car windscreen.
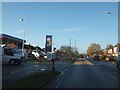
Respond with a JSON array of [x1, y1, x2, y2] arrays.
[[38, 51, 46, 55], [12, 49, 20, 54]]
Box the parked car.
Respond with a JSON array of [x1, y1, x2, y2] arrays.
[[32, 50, 47, 60], [93, 55, 100, 61], [0, 46, 23, 65], [18, 50, 26, 61], [38, 50, 47, 59], [32, 50, 39, 59]]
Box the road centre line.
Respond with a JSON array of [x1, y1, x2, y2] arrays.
[[104, 71, 118, 82]]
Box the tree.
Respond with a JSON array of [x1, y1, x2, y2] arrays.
[[59, 45, 74, 54], [87, 43, 102, 56], [59, 45, 79, 59]]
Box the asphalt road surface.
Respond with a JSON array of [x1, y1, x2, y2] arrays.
[[44, 58, 120, 88], [2, 59, 71, 88]]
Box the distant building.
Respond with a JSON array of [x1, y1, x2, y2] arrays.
[[0, 34, 45, 56], [105, 43, 120, 57], [103, 49, 108, 56], [108, 48, 113, 55], [112, 44, 118, 56]]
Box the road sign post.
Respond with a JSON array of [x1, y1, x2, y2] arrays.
[[45, 35, 55, 71], [52, 58, 55, 71]]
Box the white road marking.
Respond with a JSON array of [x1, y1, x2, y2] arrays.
[[34, 65, 39, 67], [41, 68, 45, 71], [104, 71, 118, 81], [11, 71, 18, 74], [61, 67, 69, 75], [56, 65, 71, 88]]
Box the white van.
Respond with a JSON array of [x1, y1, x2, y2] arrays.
[[0, 46, 23, 65]]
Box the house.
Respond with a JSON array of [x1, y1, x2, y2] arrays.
[[108, 48, 113, 55], [103, 49, 108, 56], [112, 44, 118, 57], [105, 43, 120, 57]]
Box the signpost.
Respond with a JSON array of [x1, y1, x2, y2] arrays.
[[45, 35, 52, 53], [45, 35, 55, 71]]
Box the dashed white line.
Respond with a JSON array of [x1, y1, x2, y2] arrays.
[[34, 65, 39, 67], [11, 71, 18, 74], [41, 68, 46, 71]]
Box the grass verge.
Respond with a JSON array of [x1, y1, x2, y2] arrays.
[[7, 71, 59, 88]]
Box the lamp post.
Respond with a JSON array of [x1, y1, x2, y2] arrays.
[[70, 38, 71, 50], [19, 18, 25, 57], [75, 35, 80, 53]]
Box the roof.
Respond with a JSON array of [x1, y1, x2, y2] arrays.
[[0, 33, 26, 43], [35, 46, 43, 51], [26, 44, 36, 50]]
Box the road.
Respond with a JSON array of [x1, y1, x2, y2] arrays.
[[44, 58, 120, 88], [2, 59, 71, 88]]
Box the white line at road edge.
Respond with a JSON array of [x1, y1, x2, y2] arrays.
[[104, 71, 118, 82], [55, 65, 71, 88], [61, 67, 69, 75]]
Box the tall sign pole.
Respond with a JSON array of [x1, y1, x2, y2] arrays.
[[45, 35, 55, 71]]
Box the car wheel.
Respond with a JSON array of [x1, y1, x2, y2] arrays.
[[9, 59, 15, 65]]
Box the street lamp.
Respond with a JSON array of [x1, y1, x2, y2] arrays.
[[107, 12, 112, 14], [19, 18, 25, 57]]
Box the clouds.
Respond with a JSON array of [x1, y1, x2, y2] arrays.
[[50, 27, 89, 33]]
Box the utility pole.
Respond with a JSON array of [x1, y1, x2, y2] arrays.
[[74, 39, 76, 52], [70, 38, 71, 49], [52, 44, 55, 71], [52, 58, 55, 71]]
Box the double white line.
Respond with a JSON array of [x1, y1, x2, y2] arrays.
[[55, 65, 71, 88]]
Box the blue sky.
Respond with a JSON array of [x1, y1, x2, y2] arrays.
[[2, 2, 118, 53]]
